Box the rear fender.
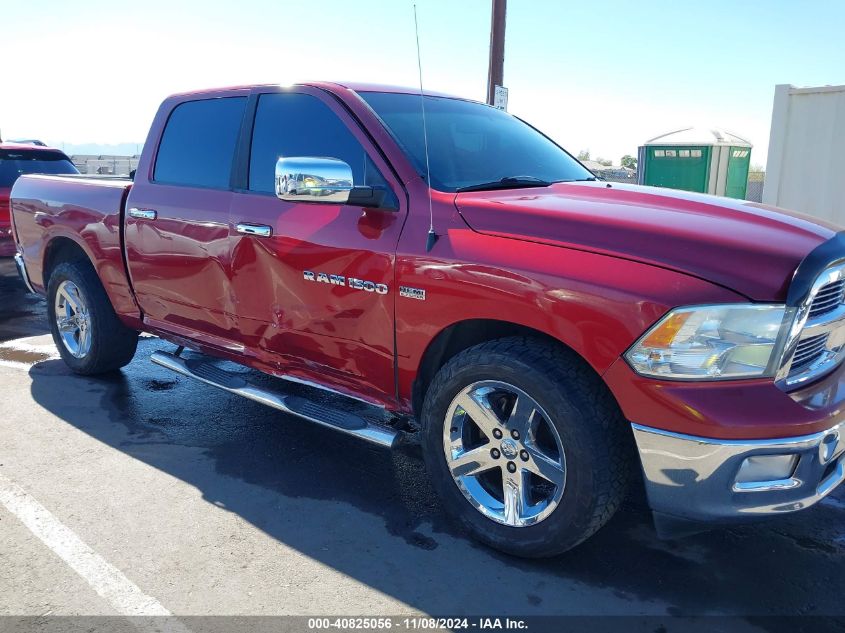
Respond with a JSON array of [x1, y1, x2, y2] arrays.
[[11, 175, 142, 328]]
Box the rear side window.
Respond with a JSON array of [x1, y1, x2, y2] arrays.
[[248, 92, 393, 197], [154, 97, 246, 189], [0, 149, 78, 187]]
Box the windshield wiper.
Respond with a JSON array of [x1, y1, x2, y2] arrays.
[[456, 176, 553, 193]]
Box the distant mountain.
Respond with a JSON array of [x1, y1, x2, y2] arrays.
[[50, 142, 144, 156]]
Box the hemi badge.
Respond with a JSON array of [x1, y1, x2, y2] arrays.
[[399, 286, 426, 301]]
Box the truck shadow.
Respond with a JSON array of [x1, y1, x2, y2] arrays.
[[25, 338, 845, 627]]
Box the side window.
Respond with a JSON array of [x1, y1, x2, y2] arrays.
[[249, 93, 394, 200], [154, 97, 246, 189]]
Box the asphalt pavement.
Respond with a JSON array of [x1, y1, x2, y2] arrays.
[[0, 258, 843, 632]]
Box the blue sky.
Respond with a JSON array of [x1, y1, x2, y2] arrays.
[[2, 0, 843, 166]]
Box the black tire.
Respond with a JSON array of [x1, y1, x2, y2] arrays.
[[47, 260, 138, 375], [420, 337, 632, 558]]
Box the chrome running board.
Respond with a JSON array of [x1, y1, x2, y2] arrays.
[[150, 351, 399, 448]]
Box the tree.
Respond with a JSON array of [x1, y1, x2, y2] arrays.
[[577, 150, 591, 161], [620, 154, 637, 170], [596, 157, 612, 167]]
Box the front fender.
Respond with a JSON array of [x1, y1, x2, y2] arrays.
[[396, 228, 746, 407]]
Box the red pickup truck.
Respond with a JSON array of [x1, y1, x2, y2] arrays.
[[10, 83, 845, 557]]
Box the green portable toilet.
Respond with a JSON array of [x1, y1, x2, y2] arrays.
[[638, 127, 752, 199]]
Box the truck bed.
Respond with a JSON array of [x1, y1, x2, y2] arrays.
[[11, 174, 140, 322]]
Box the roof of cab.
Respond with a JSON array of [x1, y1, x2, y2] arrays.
[[166, 81, 468, 101]]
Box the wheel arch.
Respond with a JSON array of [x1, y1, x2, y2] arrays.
[[42, 236, 92, 285], [40, 233, 142, 327], [411, 318, 647, 513], [411, 319, 590, 416]]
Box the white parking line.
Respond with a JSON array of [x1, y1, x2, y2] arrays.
[[0, 470, 183, 621], [0, 359, 33, 372], [0, 338, 58, 355], [0, 335, 60, 371]]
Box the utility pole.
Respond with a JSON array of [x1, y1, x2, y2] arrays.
[[486, 0, 507, 107]]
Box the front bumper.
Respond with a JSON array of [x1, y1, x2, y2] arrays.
[[633, 420, 845, 521]]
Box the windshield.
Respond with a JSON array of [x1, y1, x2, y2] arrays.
[[359, 92, 592, 192], [0, 149, 78, 188]]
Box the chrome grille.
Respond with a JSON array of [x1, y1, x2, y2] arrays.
[[791, 333, 829, 369], [809, 279, 845, 318], [781, 261, 845, 388]]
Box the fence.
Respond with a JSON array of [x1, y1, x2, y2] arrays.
[[602, 167, 766, 203], [594, 168, 638, 184], [70, 155, 141, 176], [746, 172, 765, 202]]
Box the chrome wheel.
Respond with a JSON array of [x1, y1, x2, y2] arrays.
[[54, 280, 92, 358], [443, 381, 566, 527]]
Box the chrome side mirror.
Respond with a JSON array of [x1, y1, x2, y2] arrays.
[[275, 157, 353, 204]]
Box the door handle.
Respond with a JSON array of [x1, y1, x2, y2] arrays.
[[236, 223, 273, 238], [129, 208, 157, 220]]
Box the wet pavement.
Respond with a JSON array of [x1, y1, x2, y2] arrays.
[[0, 259, 49, 344], [0, 258, 844, 631]]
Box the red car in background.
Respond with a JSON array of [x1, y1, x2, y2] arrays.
[[0, 143, 78, 256]]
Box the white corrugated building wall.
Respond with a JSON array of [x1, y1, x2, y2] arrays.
[[763, 84, 845, 225]]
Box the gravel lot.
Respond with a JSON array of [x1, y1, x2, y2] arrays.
[[0, 258, 843, 632]]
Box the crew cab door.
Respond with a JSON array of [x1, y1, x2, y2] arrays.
[[124, 93, 248, 348], [228, 87, 406, 403]]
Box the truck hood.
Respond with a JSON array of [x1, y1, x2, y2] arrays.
[[454, 181, 839, 301]]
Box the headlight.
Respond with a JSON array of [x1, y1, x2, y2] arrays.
[[625, 304, 789, 380]]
